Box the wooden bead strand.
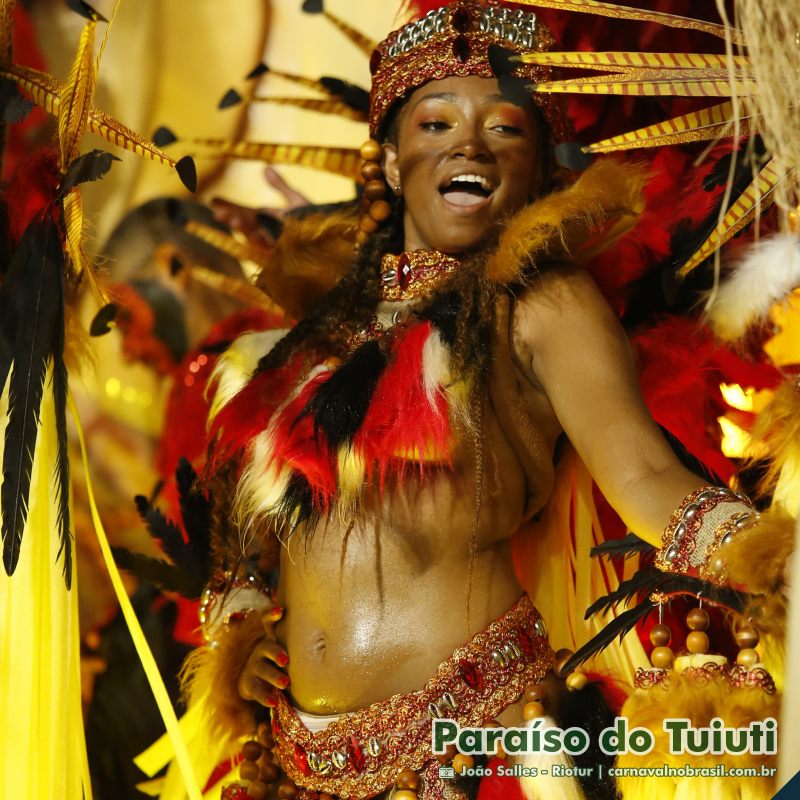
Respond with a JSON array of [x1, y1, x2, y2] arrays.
[[356, 138, 389, 248], [735, 621, 761, 668], [649, 600, 674, 669], [685, 598, 711, 655]]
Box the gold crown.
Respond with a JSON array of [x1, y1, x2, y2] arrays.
[[368, 0, 570, 142]]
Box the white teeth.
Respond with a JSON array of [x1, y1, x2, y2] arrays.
[[448, 173, 493, 192]]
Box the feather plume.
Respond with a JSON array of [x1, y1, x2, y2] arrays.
[[748, 380, 800, 502], [134, 494, 186, 565], [111, 547, 201, 597], [63, 188, 106, 302], [1, 215, 65, 577], [704, 233, 800, 342], [188, 139, 362, 182], [485, 159, 648, 283], [589, 532, 653, 561], [58, 18, 97, 170], [255, 208, 358, 320], [512, 0, 747, 45], [248, 96, 367, 123]]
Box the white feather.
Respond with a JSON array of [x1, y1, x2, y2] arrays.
[[704, 234, 800, 341], [421, 329, 451, 409], [518, 716, 586, 800], [208, 328, 288, 420]]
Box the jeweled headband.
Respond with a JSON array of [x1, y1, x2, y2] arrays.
[[368, 0, 571, 143]]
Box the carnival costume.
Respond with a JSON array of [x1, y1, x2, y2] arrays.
[[1, 1, 798, 800]]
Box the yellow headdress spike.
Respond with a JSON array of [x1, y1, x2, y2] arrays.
[[245, 96, 367, 123], [513, 0, 747, 46], [182, 220, 273, 268], [188, 139, 363, 182], [679, 159, 793, 277], [584, 102, 754, 154], [302, 0, 377, 58], [518, 50, 752, 75]]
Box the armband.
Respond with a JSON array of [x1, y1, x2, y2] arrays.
[[655, 486, 760, 585], [199, 571, 272, 645]]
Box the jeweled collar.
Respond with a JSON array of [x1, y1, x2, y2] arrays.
[[379, 250, 461, 302]]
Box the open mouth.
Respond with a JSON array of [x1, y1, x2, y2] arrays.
[[439, 173, 495, 209]]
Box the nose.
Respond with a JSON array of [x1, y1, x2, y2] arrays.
[[449, 122, 490, 161]]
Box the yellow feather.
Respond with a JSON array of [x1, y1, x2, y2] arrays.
[[62, 190, 106, 304], [520, 51, 751, 73], [58, 20, 97, 171]]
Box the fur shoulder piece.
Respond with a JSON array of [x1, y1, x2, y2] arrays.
[[486, 158, 649, 284], [255, 208, 359, 319]]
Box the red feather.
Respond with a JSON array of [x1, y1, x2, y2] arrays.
[[269, 370, 337, 509], [354, 322, 451, 485]]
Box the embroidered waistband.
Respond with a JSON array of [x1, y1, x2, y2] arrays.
[[270, 594, 554, 798]]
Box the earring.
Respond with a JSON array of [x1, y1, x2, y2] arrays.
[[393, 184, 402, 195]]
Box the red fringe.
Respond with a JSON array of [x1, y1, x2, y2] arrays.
[[354, 322, 451, 486]]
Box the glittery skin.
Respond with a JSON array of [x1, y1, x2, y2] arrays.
[[368, 0, 571, 143], [271, 595, 553, 798]]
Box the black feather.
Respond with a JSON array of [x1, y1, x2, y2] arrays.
[[59, 150, 120, 197], [65, 0, 108, 22], [89, 303, 117, 336], [302, 0, 324, 13], [133, 494, 186, 565], [111, 547, 204, 598], [318, 77, 370, 113], [590, 532, 653, 561], [246, 62, 269, 80], [175, 458, 211, 575], [563, 600, 657, 675], [276, 472, 318, 537], [497, 74, 531, 108], [418, 290, 461, 346], [1, 216, 63, 577], [176, 156, 197, 193], [152, 126, 177, 148], [218, 88, 243, 110], [51, 265, 72, 588], [584, 565, 663, 619], [303, 339, 387, 450]]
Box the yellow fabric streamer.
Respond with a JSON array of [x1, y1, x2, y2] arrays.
[[68, 395, 203, 800], [0, 381, 89, 799]]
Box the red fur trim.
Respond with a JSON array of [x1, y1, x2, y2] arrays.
[[209, 355, 305, 471], [269, 370, 337, 509], [476, 757, 526, 800], [354, 322, 451, 485]]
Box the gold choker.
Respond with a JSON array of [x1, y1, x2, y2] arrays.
[[380, 251, 460, 302]]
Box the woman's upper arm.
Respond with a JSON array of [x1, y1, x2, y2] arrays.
[[511, 267, 703, 545]]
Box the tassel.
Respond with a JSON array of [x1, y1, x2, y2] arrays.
[[518, 716, 584, 800]]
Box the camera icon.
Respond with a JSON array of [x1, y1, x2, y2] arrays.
[[438, 766, 456, 779]]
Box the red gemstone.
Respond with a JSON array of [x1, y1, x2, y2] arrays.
[[458, 659, 484, 692], [348, 736, 367, 773], [516, 626, 536, 660], [369, 49, 382, 75], [451, 7, 471, 32], [398, 253, 413, 289], [293, 742, 311, 776], [452, 36, 471, 64]]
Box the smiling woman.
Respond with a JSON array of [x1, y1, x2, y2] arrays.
[[181, 3, 776, 800]]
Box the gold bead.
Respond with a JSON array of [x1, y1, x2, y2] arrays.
[[361, 161, 383, 181], [359, 214, 379, 233], [260, 762, 281, 783], [394, 791, 418, 800], [364, 179, 387, 201], [686, 608, 710, 631], [355, 230, 369, 246], [369, 199, 392, 222], [686, 631, 710, 654], [242, 740, 263, 761], [436, 744, 458, 764], [396, 768, 419, 790], [736, 648, 759, 668], [735, 626, 760, 650], [360, 139, 383, 161], [522, 701, 545, 720], [277, 779, 298, 799], [553, 648, 574, 679], [650, 646, 674, 669], [453, 753, 474, 774], [566, 671, 588, 691], [248, 781, 270, 800], [649, 624, 672, 647], [524, 683, 544, 703], [240, 760, 259, 781]]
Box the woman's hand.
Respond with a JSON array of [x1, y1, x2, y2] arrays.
[[237, 605, 291, 708]]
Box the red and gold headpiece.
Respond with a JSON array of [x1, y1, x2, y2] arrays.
[[368, 0, 570, 143]]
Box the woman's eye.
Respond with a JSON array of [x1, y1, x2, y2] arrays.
[[492, 123, 524, 135], [420, 120, 450, 131]]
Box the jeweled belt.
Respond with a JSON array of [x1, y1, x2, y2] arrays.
[[270, 594, 554, 799]]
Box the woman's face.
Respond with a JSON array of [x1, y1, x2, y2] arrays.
[[382, 75, 544, 254]]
